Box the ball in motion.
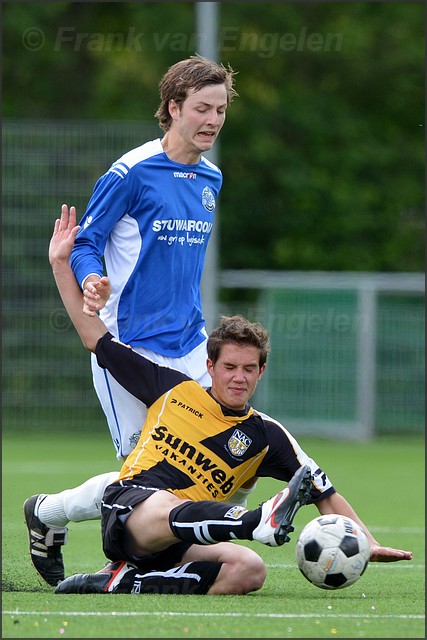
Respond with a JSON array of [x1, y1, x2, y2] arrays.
[[295, 514, 370, 589]]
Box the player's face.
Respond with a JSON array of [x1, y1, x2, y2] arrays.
[[207, 343, 266, 410], [168, 84, 228, 163]]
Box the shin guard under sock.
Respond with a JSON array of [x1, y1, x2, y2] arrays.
[[169, 500, 262, 544]]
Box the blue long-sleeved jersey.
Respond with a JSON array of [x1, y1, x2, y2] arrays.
[[70, 138, 222, 356]]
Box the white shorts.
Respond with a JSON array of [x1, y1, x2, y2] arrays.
[[91, 338, 211, 460]]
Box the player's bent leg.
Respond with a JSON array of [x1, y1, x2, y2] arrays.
[[55, 545, 264, 596], [55, 559, 222, 595], [183, 541, 266, 595]]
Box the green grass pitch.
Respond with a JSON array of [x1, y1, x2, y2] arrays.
[[2, 431, 425, 638]]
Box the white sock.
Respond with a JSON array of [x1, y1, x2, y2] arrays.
[[226, 482, 258, 508], [38, 471, 120, 527]]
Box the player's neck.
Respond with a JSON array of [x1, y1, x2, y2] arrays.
[[161, 132, 201, 166]]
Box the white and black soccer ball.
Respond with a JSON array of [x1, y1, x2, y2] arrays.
[[295, 514, 370, 590]]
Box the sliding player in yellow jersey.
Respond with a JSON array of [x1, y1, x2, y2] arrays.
[[48, 206, 411, 596]]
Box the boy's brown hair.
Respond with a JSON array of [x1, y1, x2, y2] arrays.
[[155, 55, 238, 132], [207, 315, 270, 367]]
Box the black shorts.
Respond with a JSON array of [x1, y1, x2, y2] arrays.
[[101, 479, 192, 572]]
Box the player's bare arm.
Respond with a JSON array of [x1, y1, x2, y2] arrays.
[[316, 492, 412, 562], [50, 204, 108, 353]]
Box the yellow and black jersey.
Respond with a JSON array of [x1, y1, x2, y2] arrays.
[[96, 333, 336, 504]]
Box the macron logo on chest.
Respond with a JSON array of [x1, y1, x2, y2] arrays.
[[173, 171, 197, 179]]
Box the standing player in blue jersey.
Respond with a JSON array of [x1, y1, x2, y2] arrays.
[[71, 56, 235, 460], [24, 55, 256, 587]]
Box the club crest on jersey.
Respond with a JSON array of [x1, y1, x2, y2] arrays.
[[227, 429, 252, 457], [202, 186, 215, 212]]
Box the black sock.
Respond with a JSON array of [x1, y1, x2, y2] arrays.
[[169, 500, 262, 544], [115, 561, 221, 595]]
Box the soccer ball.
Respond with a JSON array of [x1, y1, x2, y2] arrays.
[[295, 514, 370, 590]]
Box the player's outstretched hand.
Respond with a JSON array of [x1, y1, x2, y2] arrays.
[[83, 277, 112, 317], [49, 204, 80, 266], [369, 545, 412, 562]]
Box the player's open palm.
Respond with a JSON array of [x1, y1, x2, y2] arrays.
[[369, 545, 412, 562], [49, 204, 80, 266]]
